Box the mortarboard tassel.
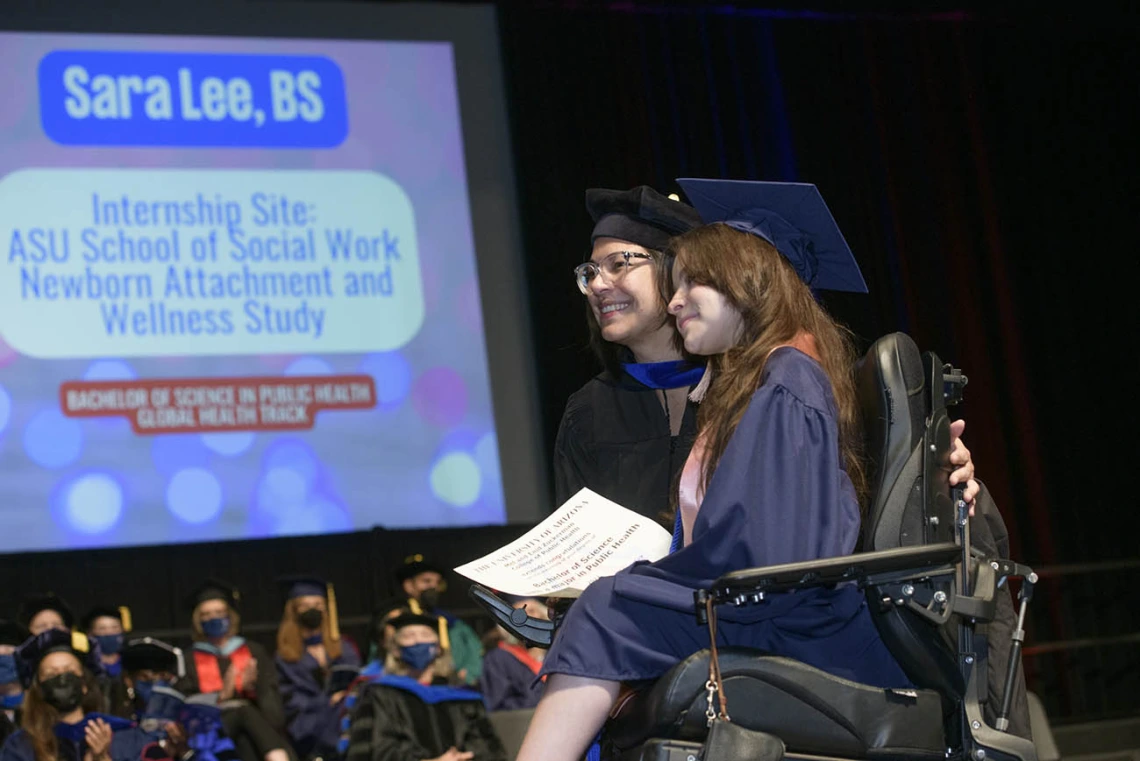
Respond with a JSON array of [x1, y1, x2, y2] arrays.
[[438, 617, 450, 652], [71, 631, 90, 653], [407, 598, 422, 616], [118, 606, 133, 633], [326, 583, 341, 641]]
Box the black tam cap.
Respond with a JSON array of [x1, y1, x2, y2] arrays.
[[394, 555, 447, 584], [122, 637, 184, 677], [387, 612, 440, 633], [185, 579, 240, 612], [15, 629, 83, 686], [0, 620, 30, 648], [19, 594, 74, 630], [80, 605, 131, 633], [586, 186, 702, 254]]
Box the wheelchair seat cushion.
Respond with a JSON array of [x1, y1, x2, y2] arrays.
[[607, 647, 946, 759]]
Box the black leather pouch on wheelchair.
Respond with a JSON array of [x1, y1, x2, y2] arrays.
[[472, 333, 1039, 761]]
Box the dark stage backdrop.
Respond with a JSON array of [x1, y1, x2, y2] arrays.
[[1, 1, 1136, 723]]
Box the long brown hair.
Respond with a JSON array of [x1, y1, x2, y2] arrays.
[[23, 658, 102, 761], [670, 224, 867, 506], [585, 249, 687, 377], [276, 599, 343, 663]]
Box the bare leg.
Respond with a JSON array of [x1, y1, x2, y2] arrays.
[[516, 674, 620, 761]]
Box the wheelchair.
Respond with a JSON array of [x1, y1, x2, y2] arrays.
[[472, 333, 1038, 761]]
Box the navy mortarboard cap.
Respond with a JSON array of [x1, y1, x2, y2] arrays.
[[394, 555, 447, 584], [676, 178, 868, 293], [122, 637, 185, 678], [15, 629, 82, 685], [387, 612, 440, 633], [80, 605, 132, 633], [276, 575, 328, 601], [185, 579, 240, 612], [0, 620, 29, 648], [586, 186, 702, 254], [19, 593, 75, 630]]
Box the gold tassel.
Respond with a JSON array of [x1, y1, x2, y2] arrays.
[[326, 583, 340, 641], [408, 598, 422, 615], [71, 631, 90, 652], [118, 606, 133, 633], [438, 617, 450, 652]]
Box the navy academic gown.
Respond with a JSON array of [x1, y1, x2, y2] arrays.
[[0, 717, 152, 761], [542, 348, 910, 688], [479, 645, 544, 712], [275, 639, 360, 760]]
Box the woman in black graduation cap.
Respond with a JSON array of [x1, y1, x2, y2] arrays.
[[345, 612, 505, 761], [272, 577, 359, 761], [180, 580, 293, 761], [0, 620, 30, 747], [0, 629, 152, 761], [79, 608, 130, 718], [18, 597, 74, 638], [554, 186, 704, 523]]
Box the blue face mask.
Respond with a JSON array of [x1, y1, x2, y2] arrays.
[[399, 643, 439, 671], [134, 679, 170, 706], [0, 655, 19, 685], [1, 693, 23, 709], [201, 617, 231, 638], [94, 634, 124, 656]]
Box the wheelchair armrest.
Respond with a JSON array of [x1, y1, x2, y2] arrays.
[[468, 585, 556, 648], [707, 543, 962, 605]]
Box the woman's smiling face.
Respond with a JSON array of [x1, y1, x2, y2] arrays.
[[584, 238, 665, 348], [668, 264, 744, 356]]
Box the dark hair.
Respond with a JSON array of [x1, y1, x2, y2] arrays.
[[670, 224, 868, 508], [584, 249, 686, 377]]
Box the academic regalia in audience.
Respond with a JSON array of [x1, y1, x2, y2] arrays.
[[0, 619, 30, 748], [335, 599, 406, 758], [181, 580, 294, 761], [81, 606, 131, 717], [3, 629, 155, 761], [394, 557, 482, 685], [18, 595, 75, 637], [273, 576, 360, 761], [479, 643, 544, 712]]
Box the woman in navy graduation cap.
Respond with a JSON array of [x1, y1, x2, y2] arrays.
[[554, 186, 705, 522], [180, 580, 293, 761], [345, 612, 505, 761], [514, 180, 979, 761], [272, 577, 359, 761], [0, 629, 152, 761]]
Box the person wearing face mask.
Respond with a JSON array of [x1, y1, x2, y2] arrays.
[[478, 598, 546, 713], [0, 620, 31, 747], [393, 558, 480, 688], [180, 580, 294, 761], [120, 637, 239, 761], [0, 629, 152, 761], [273, 577, 360, 761], [79, 608, 130, 718], [18, 596, 75, 639], [345, 613, 505, 761], [332, 600, 406, 760]]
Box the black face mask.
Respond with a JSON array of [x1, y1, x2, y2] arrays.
[[41, 672, 84, 713], [419, 588, 440, 610], [297, 609, 324, 630]]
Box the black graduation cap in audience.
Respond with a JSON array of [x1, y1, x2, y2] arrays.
[[185, 578, 241, 612], [393, 555, 448, 584], [0, 620, 30, 648], [80, 605, 132, 633], [19, 593, 75, 630], [387, 612, 440, 633], [585, 185, 702, 253], [15, 629, 83, 686], [675, 178, 869, 294], [121, 637, 185, 678]]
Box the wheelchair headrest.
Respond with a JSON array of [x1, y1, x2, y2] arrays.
[[856, 333, 928, 551]]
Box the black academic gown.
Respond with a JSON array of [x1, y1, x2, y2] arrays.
[[345, 677, 506, 761], [554, 371, 697, 522], [0, 720, 152, 761]]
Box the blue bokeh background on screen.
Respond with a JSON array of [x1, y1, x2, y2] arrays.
[[0, 32, 506, 552]]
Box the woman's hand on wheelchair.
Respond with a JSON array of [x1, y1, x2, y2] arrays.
[[949, 419, 978, 516]]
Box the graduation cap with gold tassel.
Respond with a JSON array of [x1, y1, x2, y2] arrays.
[[277, 575, 341, 642]]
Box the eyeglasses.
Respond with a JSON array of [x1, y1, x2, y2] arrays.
[[574, 251, 654, 294]]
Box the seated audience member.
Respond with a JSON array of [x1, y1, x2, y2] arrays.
[[0, 620, 30, 746], [1, 630, 152, 761], [18, 597, 74, 638], [121, 637, 238, 761], [273, 577, 360, 761], [346, 613, 505, 761], [334, 600, 406, 759], [394, 557, 481, 686], [181, 580, 294, 761], [80, 608, 130, 716], [479, 598, 547, 712]]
